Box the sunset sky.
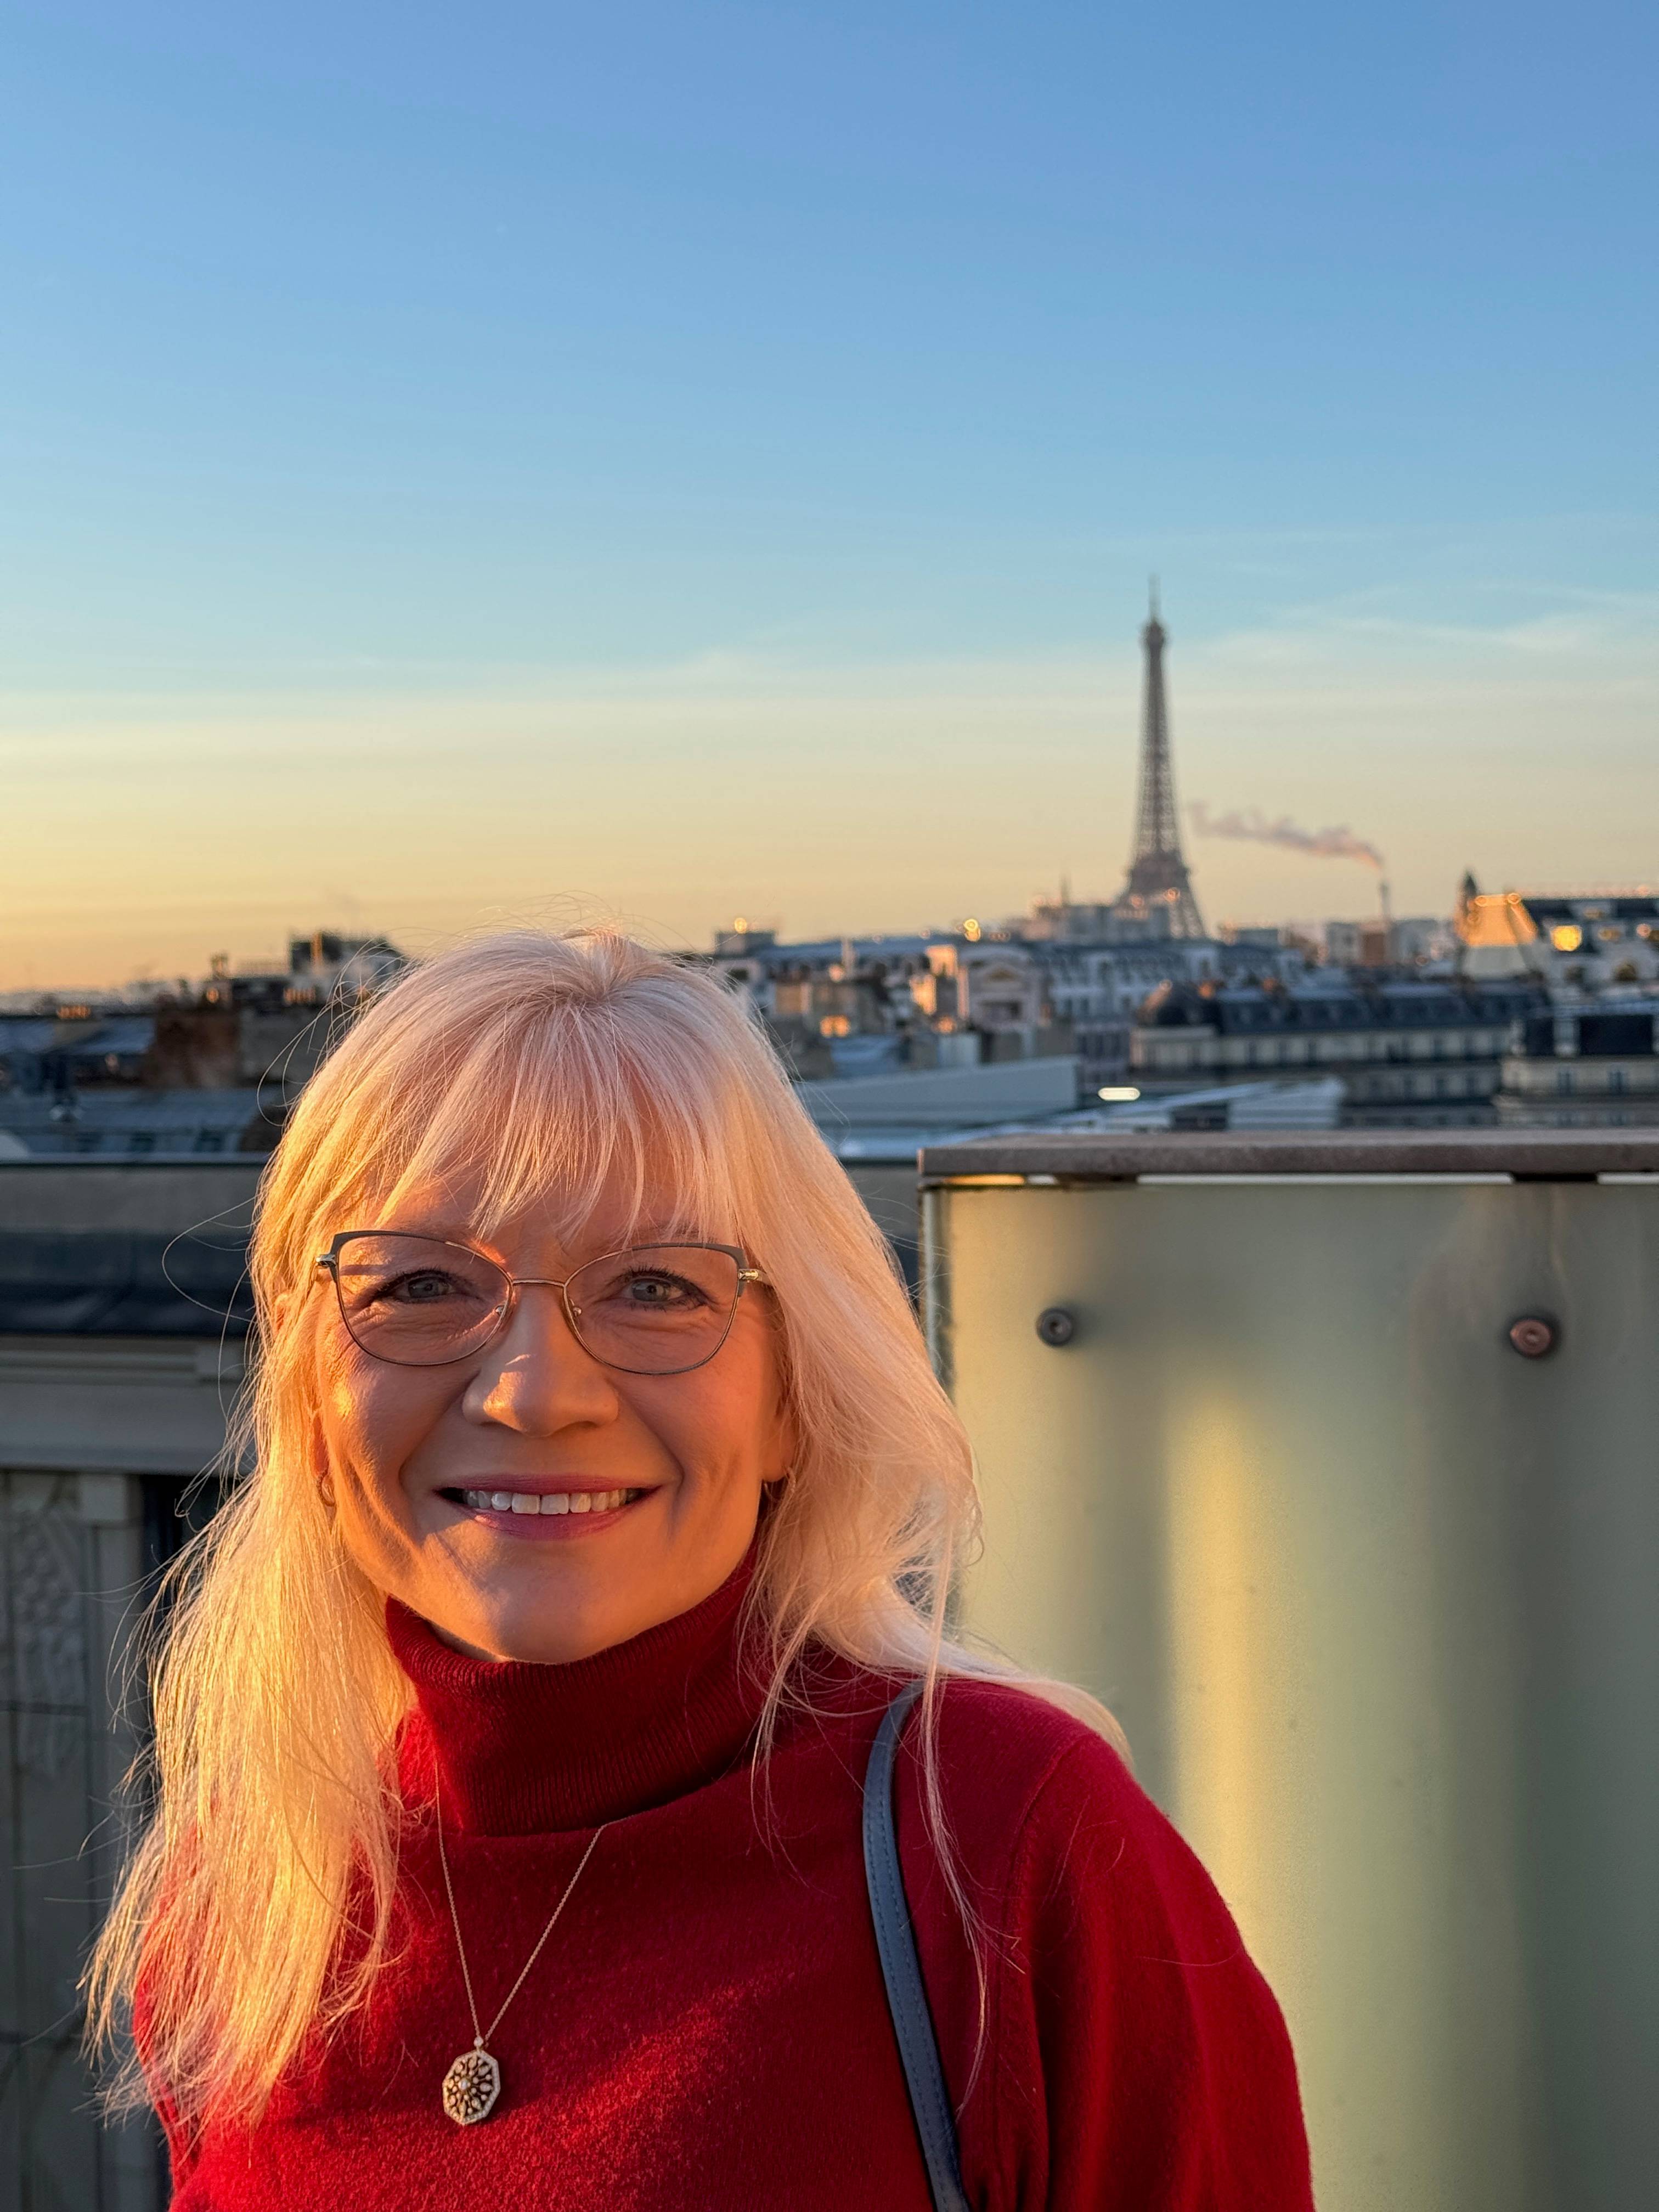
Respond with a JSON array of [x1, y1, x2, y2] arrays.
[[4, 1, 1655, 986]]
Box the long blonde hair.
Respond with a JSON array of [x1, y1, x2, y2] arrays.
[[86, 927, 1118, 2130]]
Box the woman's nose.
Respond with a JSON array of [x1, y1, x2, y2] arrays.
[[460, 1285, 619, 1431]]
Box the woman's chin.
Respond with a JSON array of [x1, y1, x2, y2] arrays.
[[423, 1572, 661, 1667]]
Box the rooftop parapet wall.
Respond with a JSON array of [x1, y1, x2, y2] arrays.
[[0, 1160, 261, 1336], [919, 1126, 1659, 2212], [919, 1125, 1659, 1181]]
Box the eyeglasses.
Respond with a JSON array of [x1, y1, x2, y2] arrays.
[[313, 1232, 766, 1375]]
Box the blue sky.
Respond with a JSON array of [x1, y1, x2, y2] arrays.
[[3, 0, 1655, 980]]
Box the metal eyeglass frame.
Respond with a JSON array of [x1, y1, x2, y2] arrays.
[[313, 1231, 768, 1375]]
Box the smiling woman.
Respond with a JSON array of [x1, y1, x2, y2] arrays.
[[83, 928, 1311, 2210]]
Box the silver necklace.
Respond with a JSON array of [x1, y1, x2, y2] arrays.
[[433, 1779, 608, 2126]]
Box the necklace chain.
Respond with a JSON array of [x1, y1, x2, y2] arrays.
[[434, 1778, 607, 2051]]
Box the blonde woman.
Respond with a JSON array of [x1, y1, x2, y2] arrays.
[[89, 930, 1311, 2209]]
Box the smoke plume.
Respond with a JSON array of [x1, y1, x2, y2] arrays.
[[1189, 802, 1384, 871]]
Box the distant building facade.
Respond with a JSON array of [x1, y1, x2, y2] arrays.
[[1457, 880, 1659, 988], [0, 930, 405, 1157], [702, 929, 1076, 1083], [1132, 977, 1543, 1127], [1325, 916, 1451, 968], [0, 1158, 259, 2205], [1497, 998, 1659, 1127]]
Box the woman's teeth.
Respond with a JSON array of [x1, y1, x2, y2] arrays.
[[459, 1488, 640, 1517]]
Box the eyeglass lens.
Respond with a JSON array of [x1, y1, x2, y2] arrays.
[[329, 1234, 743, 1373]]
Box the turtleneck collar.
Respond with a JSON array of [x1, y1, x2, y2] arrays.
[[387, 1550, 769, 1837]]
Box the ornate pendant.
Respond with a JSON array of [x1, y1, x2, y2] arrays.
[[442, 2045, 501, 2125]]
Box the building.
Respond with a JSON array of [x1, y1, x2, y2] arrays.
[[702, 928, 1075, 1077], [1042, 938, 1224, 1084], [906, 938, 1067, 1056], [284, 931, 405, 996], [1389, 915, 1456, 966], [0, 932, 406, 1156], [1327, 916, 1451, 969], [1324, 915, 1451, 968], [1497, 997, 1659, 1126], [1456, 879, 1659, 988], [0, 1158, 259, 2204], [1131, 975, 1543, 1126], [0, 1086, 273, 1156], [1018, 894, 1119, 942], [1078, 1075, 1345, 1131], [0, 1011, 157, 1097], [1323, 919, 1387, 968], [1044, 932, 1321, 1088]]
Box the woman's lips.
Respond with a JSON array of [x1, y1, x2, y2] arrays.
[[439, 1484, 650, 1541], [460, 1486, 639, 1517]]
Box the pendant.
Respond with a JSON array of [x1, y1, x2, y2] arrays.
[[442, 2045, 501, 2125]]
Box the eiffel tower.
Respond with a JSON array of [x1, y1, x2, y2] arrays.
[[1113, 585, 1206, 939]]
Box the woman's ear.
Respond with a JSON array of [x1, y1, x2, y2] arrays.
[[758, 1293, 799, 1485], [307, 1411, 337, 1517], [768, 1389, 801, 1488]]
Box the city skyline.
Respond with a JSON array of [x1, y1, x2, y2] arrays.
[[7, 585, 1655, 988]]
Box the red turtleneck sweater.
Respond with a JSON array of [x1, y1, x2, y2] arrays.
[[161, 1564, 1311, 2208]]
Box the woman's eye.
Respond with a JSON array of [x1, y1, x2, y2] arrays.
[[387, 1271, 462, 1303], [619, 1273, 698, 1306]]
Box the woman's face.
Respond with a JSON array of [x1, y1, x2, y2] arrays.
[[308, 1172, 793, 1663]]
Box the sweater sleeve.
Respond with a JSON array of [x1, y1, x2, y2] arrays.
[[986, 1736, 1313, 2211]]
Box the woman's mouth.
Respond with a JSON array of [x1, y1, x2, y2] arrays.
[[453, 1486, 642, 1517], [436, 1484, 650, 1539]]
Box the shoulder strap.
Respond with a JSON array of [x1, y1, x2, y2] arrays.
[[862, 1680, 970, 2212]]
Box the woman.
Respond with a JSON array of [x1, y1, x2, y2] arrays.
[[89, 929, 1312, 2208]]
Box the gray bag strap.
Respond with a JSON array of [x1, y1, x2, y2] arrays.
[[862, 1679, 970, 2212]]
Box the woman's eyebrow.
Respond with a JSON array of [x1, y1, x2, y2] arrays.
[[365, 1213, 473, 1240], [361, 1214, 719, 1258], [363, 1215, 505, 1255]]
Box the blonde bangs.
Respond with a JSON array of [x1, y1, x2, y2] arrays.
[[266, 947, 768, 1296]]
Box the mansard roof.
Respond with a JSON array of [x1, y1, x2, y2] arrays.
[[1138, 977, 1543, 1032]]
